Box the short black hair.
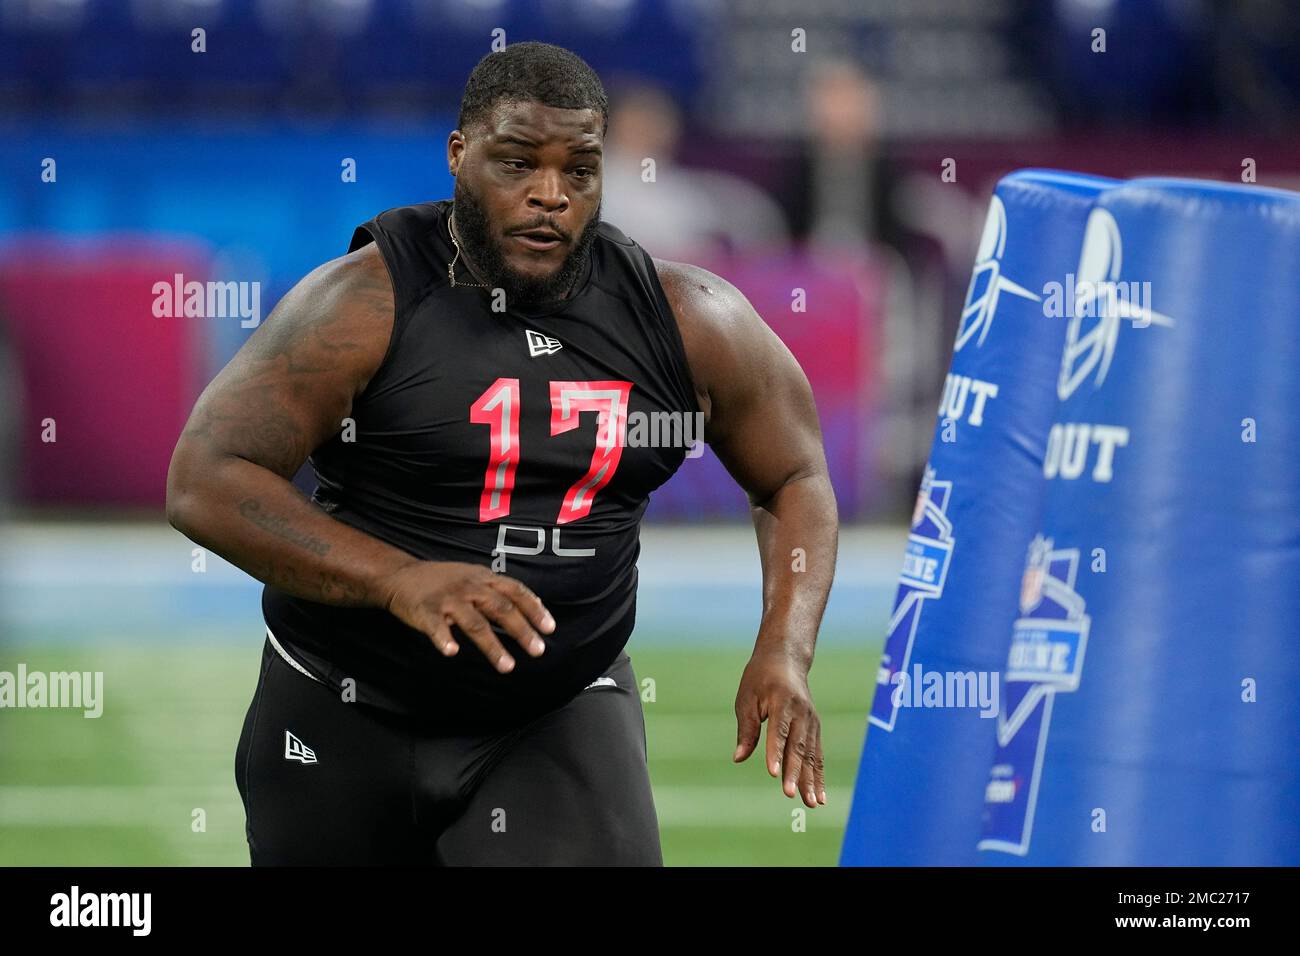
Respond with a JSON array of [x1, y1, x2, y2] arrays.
[[457, 41, 609, 137]]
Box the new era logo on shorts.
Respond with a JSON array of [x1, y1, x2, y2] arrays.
[[284, 730, 317, 764]]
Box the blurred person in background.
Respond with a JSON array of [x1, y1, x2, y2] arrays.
[[778, 60, 906, 259], [0, 306, 15, 673], [0, 315, 16, 524], [0, 314, 15, 661], [601, 80, 790, 261], [776, 58, 949, 509]]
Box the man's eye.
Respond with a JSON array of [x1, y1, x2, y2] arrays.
[[501, 159, 529, 171], [572, 167, 595, 179]]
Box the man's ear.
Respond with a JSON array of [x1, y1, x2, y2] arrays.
[[447, 131, 466, 176]]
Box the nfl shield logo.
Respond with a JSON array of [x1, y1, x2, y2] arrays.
[[911, 489, 929, 529], [912, 465, 937, 529], [1020, 566, 1045, 615]]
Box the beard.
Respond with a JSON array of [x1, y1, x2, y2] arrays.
[[452, 178, 601, 310]]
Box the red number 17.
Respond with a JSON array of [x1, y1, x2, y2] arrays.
[[469, 378, 632, 525]]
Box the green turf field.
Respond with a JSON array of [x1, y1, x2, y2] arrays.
[[0, 638, 879, 866]]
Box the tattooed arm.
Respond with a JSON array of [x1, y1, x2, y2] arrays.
[[167, 243, 401, 605], [167, 244, 553, 673]]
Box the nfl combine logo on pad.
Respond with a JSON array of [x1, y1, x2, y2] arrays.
[[870, 466, 956, 733]]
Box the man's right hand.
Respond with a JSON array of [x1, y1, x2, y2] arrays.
[[381, 561, 556, 673]]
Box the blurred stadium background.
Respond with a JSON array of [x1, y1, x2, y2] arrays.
[[1, 0, 1299, 866]]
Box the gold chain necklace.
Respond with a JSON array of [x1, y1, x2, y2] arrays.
[[447, 210, 490, 289]]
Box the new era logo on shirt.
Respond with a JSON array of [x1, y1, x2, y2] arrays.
[[526, 329, 562, 357], [284, 730, 317, 764]]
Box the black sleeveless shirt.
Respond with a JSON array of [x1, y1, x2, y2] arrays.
[[261, 200, 701, 731]]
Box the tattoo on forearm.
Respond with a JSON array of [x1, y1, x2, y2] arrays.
[[249, 555, 372, 606], [239, 498, 332, 556], [316, 570, 371, 604]]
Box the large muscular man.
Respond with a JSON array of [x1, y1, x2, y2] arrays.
[[167, 41, 838, 865]]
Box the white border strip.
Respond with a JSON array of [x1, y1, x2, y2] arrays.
[[265, 625, 326, 686]]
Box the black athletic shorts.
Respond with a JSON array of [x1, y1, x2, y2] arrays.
[[234, 633, 662, 866]]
